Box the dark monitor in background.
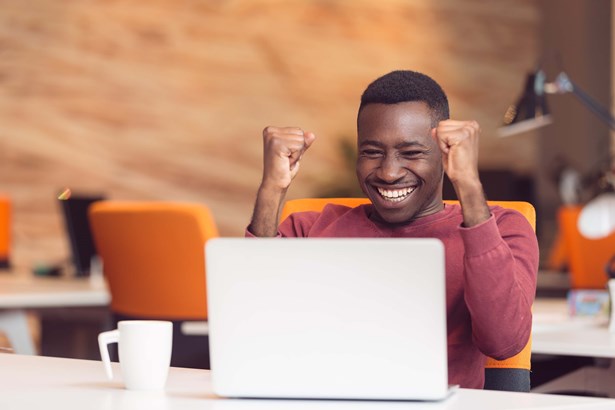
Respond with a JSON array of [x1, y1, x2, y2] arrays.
[[59, 193, 105, 277]]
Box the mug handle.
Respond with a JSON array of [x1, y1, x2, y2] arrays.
[[98, 329, 119, 379]]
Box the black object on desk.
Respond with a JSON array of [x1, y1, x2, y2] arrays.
[[605, 254, 615, 279], [59, 193, 105, 277]]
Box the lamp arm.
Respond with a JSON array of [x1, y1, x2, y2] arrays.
[[548, 72, 615, 131], [570, 85, 615, 131]]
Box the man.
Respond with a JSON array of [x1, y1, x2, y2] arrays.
[[247, 70, 538, 389]]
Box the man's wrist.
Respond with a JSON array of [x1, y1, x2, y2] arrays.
[[453, 180, 490, 227], [453, 179, 484, 201], [249, 183, 288, 237], [258, 181, 288, 198]]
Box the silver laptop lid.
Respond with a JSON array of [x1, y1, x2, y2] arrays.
[[206, 238, 448, 401]]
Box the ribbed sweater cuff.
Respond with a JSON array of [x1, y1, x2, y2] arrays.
[[459, 215, 503, 257]]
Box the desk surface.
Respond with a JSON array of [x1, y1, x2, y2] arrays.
[[0, 354, 613, 409], [0, 272, 109, 309], [532, 298, 615, 358]]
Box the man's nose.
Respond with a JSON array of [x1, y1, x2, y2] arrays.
[[377, 156, 405, 183]]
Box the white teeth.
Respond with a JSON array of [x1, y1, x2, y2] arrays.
[[377, 187, 415, 201]]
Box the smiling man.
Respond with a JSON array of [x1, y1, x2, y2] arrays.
[[247, 70, 538, 389]]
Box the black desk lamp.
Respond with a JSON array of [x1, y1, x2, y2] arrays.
[[498, 70, 553, 138], [498, 69, 615, 239], [499, 69, 615, 138]]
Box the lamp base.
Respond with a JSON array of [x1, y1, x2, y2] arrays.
[[497, 115, 553, 138]]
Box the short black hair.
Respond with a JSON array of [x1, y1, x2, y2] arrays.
[[358, 70, 450, 126]]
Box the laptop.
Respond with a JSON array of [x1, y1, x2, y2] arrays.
[[205, 238, 452, 401]]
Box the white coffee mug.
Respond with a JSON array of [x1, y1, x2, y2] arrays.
[[98, 320, 173, 390]]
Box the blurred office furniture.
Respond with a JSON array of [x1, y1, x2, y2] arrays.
[[58, 193, 105, 277], [281, 198, 536, 392], [0, 196, 11, 269], [499, 65, 615, 285], [556, 206, 613, 289], [0, 310, 33, 355], [0, 273, 110, 356], [531, 297, 615, 397], [89, 201, 219, 369]]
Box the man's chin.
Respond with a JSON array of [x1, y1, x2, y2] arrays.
[[370, 207, 415, 225]]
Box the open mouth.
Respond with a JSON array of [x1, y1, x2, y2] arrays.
[[376, 186, 416, 203]]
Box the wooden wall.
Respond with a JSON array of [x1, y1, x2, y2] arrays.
[[0, 0, 540, 269]]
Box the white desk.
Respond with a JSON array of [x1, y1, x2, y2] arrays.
[[0, 354, 613, 410], [532, 298, 615, 396], [0, 271, 110, 355], [0, 273, 109, 308]]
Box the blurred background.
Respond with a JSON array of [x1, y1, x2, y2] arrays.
[[0, 0, 612, 270]]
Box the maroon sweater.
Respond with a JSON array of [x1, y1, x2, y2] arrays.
[[248, 203, 538, 389]]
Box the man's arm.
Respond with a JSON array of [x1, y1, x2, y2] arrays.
[[248, 126, 316, 237], [433, 119, 537, 359], [461, 212, 538, 359]]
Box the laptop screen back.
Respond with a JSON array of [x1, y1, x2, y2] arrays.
[[206, 237, 448, 401]]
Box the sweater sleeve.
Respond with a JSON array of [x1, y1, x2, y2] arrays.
[[459, 209, 538, 360], [245, 211, 321, 237]]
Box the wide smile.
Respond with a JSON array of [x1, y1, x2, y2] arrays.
[[376, 186, 416, 203]]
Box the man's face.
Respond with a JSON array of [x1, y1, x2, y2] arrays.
[[356, 101, 444, 224]]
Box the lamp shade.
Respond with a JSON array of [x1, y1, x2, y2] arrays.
[[577, 193, 615, 239], [498, 71, 552, 138]]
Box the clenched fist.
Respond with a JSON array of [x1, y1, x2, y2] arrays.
[[432, 119, 489, 226], [261, 126, 317, 192], [432, 120, 480, 187]]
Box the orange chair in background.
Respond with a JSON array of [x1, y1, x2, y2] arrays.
[[281, 198, 536, 392], [0, 196, 10, 269], [280, 197, 371, 221], [89, 201, 219, 368], [557, 205, 614, 289]]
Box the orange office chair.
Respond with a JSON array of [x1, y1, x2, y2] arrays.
[[0, 196, 10, 269], [281, 198, 536, 392], [89, 201, 219, 368], [555, 205, 614, 289]]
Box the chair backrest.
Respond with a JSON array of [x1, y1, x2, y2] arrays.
[[281, 198, 535, 391], [89, 201, 219, 320], [0, 196, 10, 269], [557, 205, 613, 289], [281, 198, 535, 229]]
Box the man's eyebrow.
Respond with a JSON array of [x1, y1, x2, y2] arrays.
[[359, 139, 386, 147], [395, 141, 429, 150], [359, 139, 429, 149]]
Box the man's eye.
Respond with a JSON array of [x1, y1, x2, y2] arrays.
[[402, 151, 422, 157], [361, 150, 383, 156]]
